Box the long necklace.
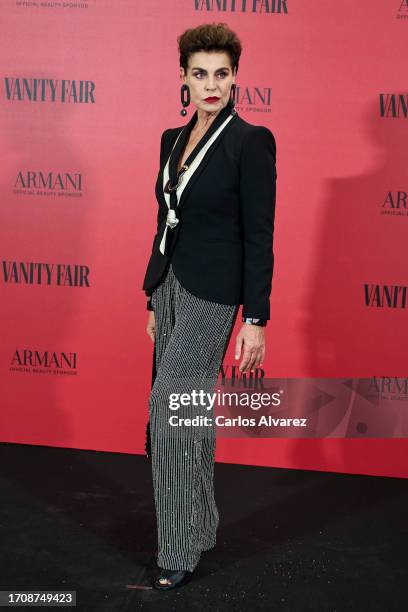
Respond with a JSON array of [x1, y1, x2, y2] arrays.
[[164, 122, 213, 194]]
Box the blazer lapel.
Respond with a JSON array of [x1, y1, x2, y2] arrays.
[[177, 114, 236, 209], [156, 128, 183, 208], [160, 108, 237, 211]]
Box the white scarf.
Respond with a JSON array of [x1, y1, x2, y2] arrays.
[[159, 112, 235, 255]]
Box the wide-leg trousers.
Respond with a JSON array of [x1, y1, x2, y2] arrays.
[[149, 262, 238, 572]]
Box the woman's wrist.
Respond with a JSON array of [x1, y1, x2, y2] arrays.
[[242, 317, 267, 327]]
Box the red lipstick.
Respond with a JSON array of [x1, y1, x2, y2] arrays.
[[204, 97, 220, 103]]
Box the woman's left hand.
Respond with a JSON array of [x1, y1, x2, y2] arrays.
[[235, 324, 265, 373]]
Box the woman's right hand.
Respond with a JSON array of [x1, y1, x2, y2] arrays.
[[146, 311, 156, 343]]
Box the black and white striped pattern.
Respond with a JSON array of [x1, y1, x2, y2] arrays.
[[150, 263, 238, 571]]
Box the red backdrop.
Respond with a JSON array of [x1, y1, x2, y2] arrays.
[[1, 1, 407, 478]]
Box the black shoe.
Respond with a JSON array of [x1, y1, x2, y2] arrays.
[[152, 568, 193, 591]]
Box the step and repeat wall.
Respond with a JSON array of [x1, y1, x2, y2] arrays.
[[1, 1, 407, 477]]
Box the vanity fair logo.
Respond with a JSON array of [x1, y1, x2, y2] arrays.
[[2, 262, 90, 287], [219, 364, 266, 388], [14, 170, 83, 198], [381, 191, 407, 216], [379, 93, 408, 118], [396, 0, 408, 19], [364, 284, 407, 308], [10, 349, 78, 375], [4, 77, 95, 103], [194, 0, 289, 13]]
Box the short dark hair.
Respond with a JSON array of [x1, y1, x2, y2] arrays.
[[178, 22, 242, 75]]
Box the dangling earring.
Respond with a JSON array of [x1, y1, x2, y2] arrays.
[[229, 83, 237, 114], [180, 84, 190, 116]]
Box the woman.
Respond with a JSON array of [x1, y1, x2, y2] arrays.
[[142, 22, 277, 590]]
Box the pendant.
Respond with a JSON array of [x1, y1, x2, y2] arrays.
[[164, 164, 189, 194]]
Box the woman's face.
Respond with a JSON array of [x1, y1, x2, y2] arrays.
[[180, 50, 236, 115]]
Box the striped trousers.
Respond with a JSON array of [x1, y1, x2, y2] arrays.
[[149, 263, 238, 571]]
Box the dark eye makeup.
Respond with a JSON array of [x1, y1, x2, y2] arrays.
[[192, 70, 229, 78]]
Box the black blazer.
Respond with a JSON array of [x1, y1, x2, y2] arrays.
[[142, 110, 277, 320]]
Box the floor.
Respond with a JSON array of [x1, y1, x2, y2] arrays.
[[0, 442, 406, 611]]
